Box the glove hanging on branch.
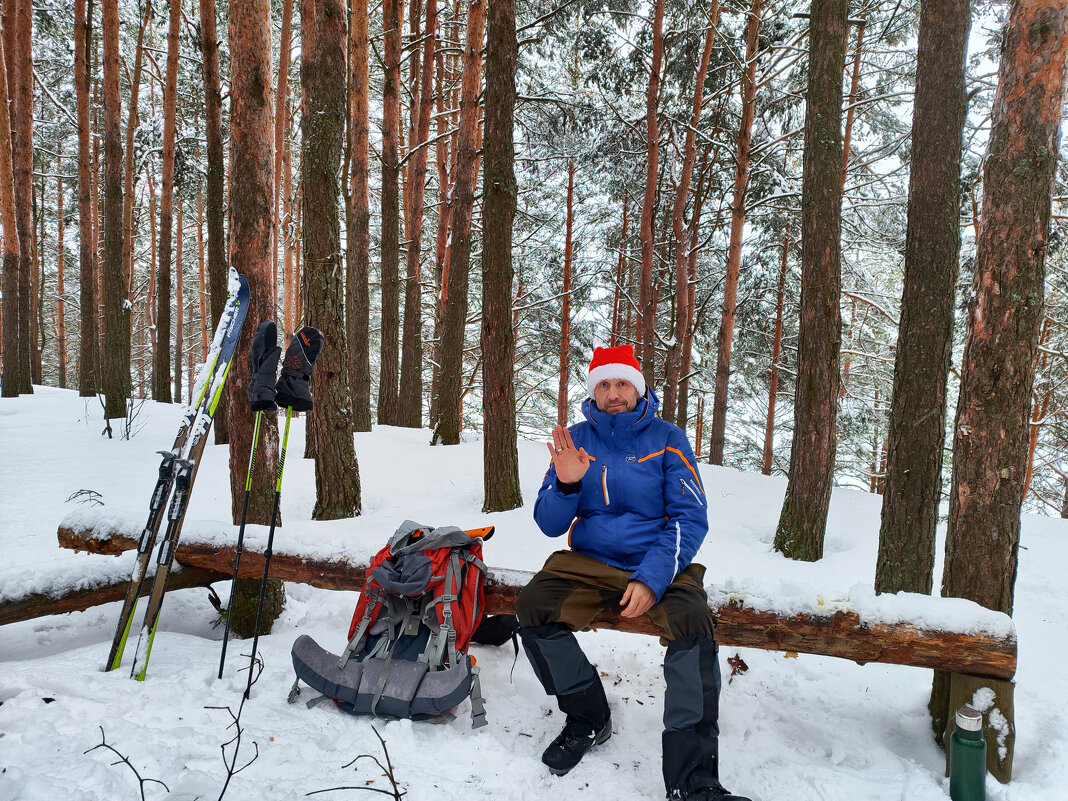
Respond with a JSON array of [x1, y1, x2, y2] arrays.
[[276, 327, 324, 411]]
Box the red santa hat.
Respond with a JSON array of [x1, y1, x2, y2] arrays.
[[586, 345, 647, 399]]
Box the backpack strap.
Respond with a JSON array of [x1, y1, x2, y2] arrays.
[[339, 587, 383, 668], [469, 664, 487, 729]]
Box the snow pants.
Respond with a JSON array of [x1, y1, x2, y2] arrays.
[[516, 550, 722, 794]]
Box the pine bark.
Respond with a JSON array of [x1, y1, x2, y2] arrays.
[[227, 0, 280, 526], [432, 0, 484, 445], [557, 160, 573, 426], [637, 0, 664, 388], [762, 223, 789, 475], [772, 0, 848, 562], [101, 0, 129, 418], [123, 0, 150, 311], [199, 0, 230, 440], [377, 0, 404, 425], [273, 0, 293, 320], [6, 0, 32, 393], [709, 0, 761, 462], [610, 191, 628, 346], [941, 0, 1067, 617], [302, 0, 360, 519], [398, 0, 438, 428], [663, 0, 719, 422], [875, 0, 970, 596], [481, 0, 521, 512], [174, 203, 184, 403], [152, 0, 181, 404], [0, 13, 18, 398], [347, 0, 371, 431], [57, 167, 67, 388]]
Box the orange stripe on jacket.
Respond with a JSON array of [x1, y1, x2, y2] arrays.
[[636, 447, 705, 493]]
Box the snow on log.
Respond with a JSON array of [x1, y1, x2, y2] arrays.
[[56, 518, 1016, 681], [0, 565, 228, 626]]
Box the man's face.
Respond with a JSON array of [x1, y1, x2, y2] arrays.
[[593, 378, 640, 414]]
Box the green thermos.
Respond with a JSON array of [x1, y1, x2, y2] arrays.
[[950, 705, 986, 801]]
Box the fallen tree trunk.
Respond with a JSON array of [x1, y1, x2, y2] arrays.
[[0, 565, 228, 627], [56, 521, 1017, 681]]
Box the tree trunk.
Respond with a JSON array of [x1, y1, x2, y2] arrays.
[[941, 0, 1066, 617], [709, 0, 762, 462], [428, 36, 455, 428], [398, 0, 438, 428], [123, 0, 150, 305], [199, 0, 230, 441], [762, 222, 789, 476], [347, 0, 371, 431], [663, 0, 720, 422], [273, 0, 293, 321], [0, 13, 19, 398], [57, 167, 67, 388], [6, 0, 32, 393], [432, 0, 484, 446], [101, 0, 129, 419], [227, 0, 281, 526], [772, 0, 848, 562], [480, 0, 521, 512], [174, 203, 184, 404], [197, 191, 208, 355], [302, 0, 361, 519], [557, 160, 573, 426], [377, 0, 404, 425], [637, 0, 664, 388], [875, 0, 971, 594], [153, 0, 181, 404], [610, 190, 628, 346]]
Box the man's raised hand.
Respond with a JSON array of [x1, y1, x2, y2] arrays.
[[547, 424, 590, 484]]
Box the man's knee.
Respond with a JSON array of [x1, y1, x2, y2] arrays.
[[516, 578, 557, 628]]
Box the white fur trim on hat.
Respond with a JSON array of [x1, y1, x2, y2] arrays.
[[587, 363, 646, 400]]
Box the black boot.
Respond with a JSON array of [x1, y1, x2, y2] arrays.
[[519, 623, 612, 776], [672, 784, 752, 801], [542, 680, 612, 776]]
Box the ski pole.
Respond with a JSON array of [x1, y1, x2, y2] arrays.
[[218, 409, 263, 679], [244, 404, 292, 699]]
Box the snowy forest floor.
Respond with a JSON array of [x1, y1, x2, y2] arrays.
[[1, 386, 1066, 801]]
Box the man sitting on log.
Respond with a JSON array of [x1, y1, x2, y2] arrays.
[[517, 345, 751, 801]]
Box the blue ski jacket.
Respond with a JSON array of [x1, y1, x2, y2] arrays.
[[533, 389, 709, 601]]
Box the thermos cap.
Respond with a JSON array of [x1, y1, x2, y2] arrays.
[[956, 705, 983, 732]]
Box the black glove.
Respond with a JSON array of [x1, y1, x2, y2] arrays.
[[247, 321, 282, 412], [275, 326, 324, 411]]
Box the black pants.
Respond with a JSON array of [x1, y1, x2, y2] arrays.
[[517, 550, 723, 793]]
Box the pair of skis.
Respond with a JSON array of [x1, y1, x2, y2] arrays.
[[105, 270, 250, 680]]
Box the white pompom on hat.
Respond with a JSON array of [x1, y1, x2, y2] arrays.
[[586, 345, 647, 399]]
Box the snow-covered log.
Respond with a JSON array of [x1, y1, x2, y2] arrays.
[[0, 564, 227, 626], [56, 519, 1017, 681]]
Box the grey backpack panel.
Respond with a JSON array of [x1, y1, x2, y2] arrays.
[[291, 634, 475, 721]]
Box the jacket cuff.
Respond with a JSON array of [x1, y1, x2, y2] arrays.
[[555, 478, 582, 495]]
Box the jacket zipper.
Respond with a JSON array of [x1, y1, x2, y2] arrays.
[[681, 478, 704, 506], [602, 465, 610, 506]]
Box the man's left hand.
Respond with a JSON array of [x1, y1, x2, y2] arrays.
[[620, 581, 655, 618]]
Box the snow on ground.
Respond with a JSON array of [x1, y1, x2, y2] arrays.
[[1, 386, 1065, 800]]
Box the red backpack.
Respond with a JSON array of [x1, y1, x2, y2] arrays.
[[290, 521, 493, 727]]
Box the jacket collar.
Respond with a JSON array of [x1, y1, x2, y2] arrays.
[[581, 388, 660, 437]]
